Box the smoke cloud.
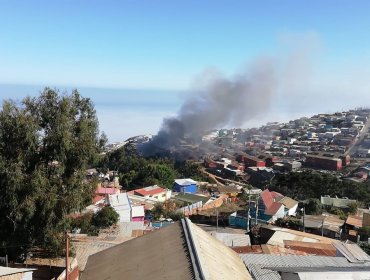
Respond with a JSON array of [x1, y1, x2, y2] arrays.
[[141, 56, 278, 156]]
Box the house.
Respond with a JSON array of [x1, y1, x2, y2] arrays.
[[258, 189, 285, 222], [95, 184, 120, 199], [277, 196, 299, 216], [173, 178, 197, 194], [81, 218, 252, 280], [133, 185, 171, 202], [131, 204, 145, 222], [108, 193, 131, 222], [0, 267, 35, 280], [108, 193, 145, 222], [229, 211, 249, 229]]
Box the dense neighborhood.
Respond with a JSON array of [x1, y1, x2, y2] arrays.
[[2, 97, 370, 280]]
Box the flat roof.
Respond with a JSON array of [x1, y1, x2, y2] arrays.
[[0, 267, 35, 277]]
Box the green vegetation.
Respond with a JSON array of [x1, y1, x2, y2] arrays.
[[302, 198, 323, 215], [275, 217, 303, 230], [99, 145, 209, 189], [358, 226, 370, 239], [70, 206, 119, 236], [151, 200, 184, 220], [93, 206, 119, 228], [271, 171, 370, 204], [0, 89, 105, 259]]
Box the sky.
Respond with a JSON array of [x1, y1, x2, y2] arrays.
[[1, 1, 370, 141]]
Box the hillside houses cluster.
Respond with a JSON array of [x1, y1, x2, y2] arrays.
[[204, 109, 370, 186]]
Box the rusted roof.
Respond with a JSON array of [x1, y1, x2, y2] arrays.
[[346, 215, 363, 228], [231, 244, 308, 256], [283, 240, 336, 257], [134, 185, 166, 196]]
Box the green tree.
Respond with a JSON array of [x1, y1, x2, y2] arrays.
[[0, 88, 104, 259], [93, 206, 119, 228], [304, 198, 323, 215], [347, 202, 358, 215]]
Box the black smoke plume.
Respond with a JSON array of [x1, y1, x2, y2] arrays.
[[141, 57, 277, 157]]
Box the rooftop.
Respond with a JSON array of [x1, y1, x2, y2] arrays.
[[133, 185, 166, 196], [346, 215, 363, 227], [82, 219, 251, 280], [174, 193, 210, 204], [175, 178, 197, 186], [0, 267, 35, 277]]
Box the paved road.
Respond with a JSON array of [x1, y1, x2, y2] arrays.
[[344, 115, 370, 156]]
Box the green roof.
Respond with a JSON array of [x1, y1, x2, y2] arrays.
[[174, 193, 210, 204]]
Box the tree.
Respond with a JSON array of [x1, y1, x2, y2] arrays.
[[347, 202, 358, 215], [0, 88, 104, 259], [93, 206, 119, 228], [304, 198, 323, 215]]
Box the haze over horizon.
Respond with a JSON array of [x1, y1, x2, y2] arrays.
[[2, 1, 370, 141]]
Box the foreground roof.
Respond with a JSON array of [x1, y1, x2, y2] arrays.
[[82, 218, 251, 280], [0, 267, 35, 277], [81, 222, 194, 280], [241, 254, 370, 280]]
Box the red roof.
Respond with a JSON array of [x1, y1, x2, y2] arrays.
[[261, 189, 274, 209], [96, 187, 120, 195], [270, 191, 284, 200], [134, 186, 166, 197], [265, 202, 284, 216]]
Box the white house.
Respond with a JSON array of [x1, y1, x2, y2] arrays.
[[108, 193, 131, 222], [133, 185, 172, 202]]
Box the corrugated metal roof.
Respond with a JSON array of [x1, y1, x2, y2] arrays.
[[81, 222, 195, 280], [247, 263, 281, 280], [209, 231, 250, 247], [241, 254, 353, 267], [333, 242, 370, 263], [267, 266, 370, 273], [267, 230, 319, 247], [283, 240, 336, 257], [263, 225, 339, 247], [175, 178, 197, 186], [134, 185, 166, 196], [346, 215, 363, 227], [187, 219, 252, 280]]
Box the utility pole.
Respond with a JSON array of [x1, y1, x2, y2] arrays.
[[65, 231, 69, 280], [247, 194, 251, 231], [321, 218, 324, 237], [255, 194, 259, 225], [302, 207, 305, 232], [216, 208, 219, 232]]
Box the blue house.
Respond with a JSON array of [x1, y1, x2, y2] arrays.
[[173, 179, 197, 194]]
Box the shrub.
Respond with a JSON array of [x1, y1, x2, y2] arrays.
[[93, 206, 119, 228]]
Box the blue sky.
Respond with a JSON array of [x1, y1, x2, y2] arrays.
[[1, 1, 370, 141]]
